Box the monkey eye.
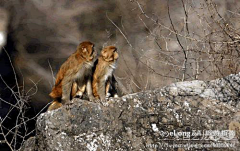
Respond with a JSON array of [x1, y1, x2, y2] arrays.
[[114, 48, 117, 52]]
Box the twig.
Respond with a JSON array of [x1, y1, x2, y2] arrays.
[[48, 59, 55, 86], [2, 47, 20, 96], [106, 12, 142, 90], [167, 0, 187, 81]]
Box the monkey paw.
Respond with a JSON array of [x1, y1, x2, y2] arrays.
[[65, 101, 74, 110], [114, 94, 119, 98], [74, 94, 82, 99], [106, 92, 111, 98], [105, 96, 109, 100], [75, 91, 83, 98], [88, 96, 96, 102]]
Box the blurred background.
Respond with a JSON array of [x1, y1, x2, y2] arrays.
[[0, 0, 239, 111]]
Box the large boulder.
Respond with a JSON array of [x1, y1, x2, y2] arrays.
[[21, 73, 240, 151]]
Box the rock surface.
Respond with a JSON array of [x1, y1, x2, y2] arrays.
[[21, 73, 240, 151]]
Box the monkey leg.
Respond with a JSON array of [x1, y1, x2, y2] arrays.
[[98, 80, 106, 101], [71, 82, 86, 99], [71, 82, 78, 99], [75, 84, 86, 98], [86, 78, 94, 101]]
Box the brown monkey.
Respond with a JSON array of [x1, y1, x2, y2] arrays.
[[47, 41, 96, 111], [92, 46, 119, 101]]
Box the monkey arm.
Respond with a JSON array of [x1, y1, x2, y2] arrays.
[[98, 79, 107, 101], [61, 77, 72, 104]]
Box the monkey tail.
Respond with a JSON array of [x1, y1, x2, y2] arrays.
[[49, 84, 62, 99], [47, 100, 63, 111]]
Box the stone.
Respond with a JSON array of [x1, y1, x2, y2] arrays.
[[21, 72, 240, 151]]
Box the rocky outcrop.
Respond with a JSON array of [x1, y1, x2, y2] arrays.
[[21, 73, 240, 151], [166, 73, 240, 102]]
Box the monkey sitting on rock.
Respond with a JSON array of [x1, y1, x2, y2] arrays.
[[47, 41, 96, 111], [92, 46, 119, 101], [47, 44, 119, 111]]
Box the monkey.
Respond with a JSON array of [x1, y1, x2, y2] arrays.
[[47, 41, 96, 111], [92, 46, 119, 101]]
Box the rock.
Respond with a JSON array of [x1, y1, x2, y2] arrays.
[[20, 137, 36, 151], [164, 72, 240, 103], [21, 73, 240, 151]]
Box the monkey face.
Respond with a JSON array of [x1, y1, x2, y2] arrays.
[[101, 46, 118, 62], [78, 41, 96, 62]]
